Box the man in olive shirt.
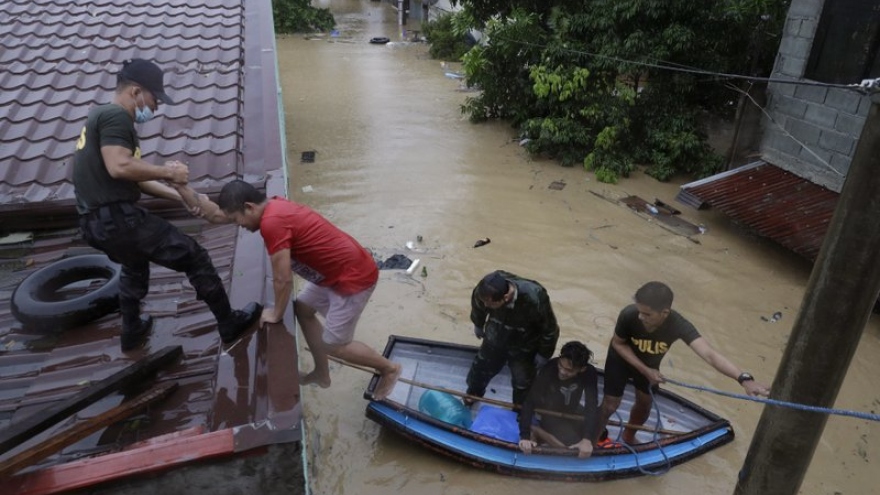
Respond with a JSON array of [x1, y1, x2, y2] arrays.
[[466, 270, 560, 406], [73, 58, 260, 351], [597, 281, 770, 444]]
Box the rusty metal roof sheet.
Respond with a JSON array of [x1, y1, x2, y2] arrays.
[[679, 161, 839, 261], [0, 0, 297, 485]]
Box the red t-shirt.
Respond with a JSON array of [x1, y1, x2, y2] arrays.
[[260, 197, 378, 294]]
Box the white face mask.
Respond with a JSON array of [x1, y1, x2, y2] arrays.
[[134, 92, 154, 123]]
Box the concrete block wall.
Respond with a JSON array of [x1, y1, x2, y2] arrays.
[[760, 0, 871, 193]]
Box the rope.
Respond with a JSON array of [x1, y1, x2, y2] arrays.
[[609, 386, 672, 476], [665, 378, 880, 422], [605, 377, 880, 475]]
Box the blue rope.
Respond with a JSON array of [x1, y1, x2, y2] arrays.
[[664, 378, 880, 422], [610, 386, 672, 476]]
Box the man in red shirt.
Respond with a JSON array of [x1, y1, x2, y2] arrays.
[[210, 180, 401, 399]]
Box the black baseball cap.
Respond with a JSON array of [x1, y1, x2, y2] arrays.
[[117, 58, 175, 105]]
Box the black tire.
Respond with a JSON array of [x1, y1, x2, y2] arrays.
[[11, 254, 121, 330], [369, 37, 390, 44]]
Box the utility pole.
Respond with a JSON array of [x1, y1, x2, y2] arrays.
[[734, 92, 880, 494], [398, 0, 405, 34]]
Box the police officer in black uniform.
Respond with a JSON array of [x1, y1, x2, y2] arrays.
[[73, 58, 260, 351]]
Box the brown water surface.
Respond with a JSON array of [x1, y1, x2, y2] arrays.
[[277, 1, 879, 493]]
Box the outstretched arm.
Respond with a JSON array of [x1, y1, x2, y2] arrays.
[[260, 248, 293, 326], [689, 337, 770, 397], [101, 147, 188, 184], [610, 334, 663, 385], [173, 184, 232, 224], [138, 179, 184, 202]]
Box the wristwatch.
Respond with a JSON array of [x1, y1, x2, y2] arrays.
[[737, 372, 755, 385]]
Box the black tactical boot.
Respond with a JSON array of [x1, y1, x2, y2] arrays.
[[121, 315, 153, 352], [218, 302, 262, 345]]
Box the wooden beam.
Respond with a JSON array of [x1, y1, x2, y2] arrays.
[[0, 345, 182, 455], [0, 382, 178, 478], [0, 429, 236, 495]]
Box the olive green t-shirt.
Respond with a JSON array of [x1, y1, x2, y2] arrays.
[[613, 304, 702, 369], [72, 104, 142, 214]]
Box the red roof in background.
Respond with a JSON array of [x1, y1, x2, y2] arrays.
[[0, 0, 298, 487], [0, 0, 275, 228], [678, 161, 839, 262]]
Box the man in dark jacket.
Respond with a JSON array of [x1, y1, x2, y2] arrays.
[[518, 341, 599, 458], [73, 58, 260, 352], [466, 270, 560, 406]]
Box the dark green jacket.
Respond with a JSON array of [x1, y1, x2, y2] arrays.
[[470, 271, 560, 359]]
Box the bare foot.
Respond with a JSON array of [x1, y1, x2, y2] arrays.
[[300, 370, 331, 388], [372, 363, 402, 401]]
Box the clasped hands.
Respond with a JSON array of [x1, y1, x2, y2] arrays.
[[164, 160, 189, 186]]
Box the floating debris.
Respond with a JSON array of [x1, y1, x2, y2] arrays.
[[473, 238, 491, 248], [761, 311, 783, 323], [406, 259, 421, 275]]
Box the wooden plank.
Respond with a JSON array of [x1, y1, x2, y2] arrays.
[[123, 425, 205, 451], [0, 429, 236, 495], [0, 345, 183, 455], [0, 382, 178, 478]]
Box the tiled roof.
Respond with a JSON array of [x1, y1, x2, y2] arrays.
[[679, 161, 838, 262], [0, 0, 275, 226], [0, 0, 297, 486]]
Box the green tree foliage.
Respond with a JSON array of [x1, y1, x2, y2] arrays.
[[422, 14, 471, 61], [453, 0, 787, 182], [273, 0, 335, 34], [461, 10, 547, 123]]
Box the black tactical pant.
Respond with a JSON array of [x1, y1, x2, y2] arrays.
[[79, 202, 232, 332], [466, 341, 537, 406]]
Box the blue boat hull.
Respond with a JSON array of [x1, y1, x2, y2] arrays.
[[364, 335, 735, 481]]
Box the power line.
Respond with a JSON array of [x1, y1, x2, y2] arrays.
[[724, 82, 844, 178], [495, 37, 873, 94]]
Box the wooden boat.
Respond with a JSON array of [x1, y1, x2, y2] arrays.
[[363, 335, 735, 481]]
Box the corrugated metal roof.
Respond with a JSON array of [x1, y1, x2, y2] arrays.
[[679, 161, 839, 261], [0, 0, 297, 484]]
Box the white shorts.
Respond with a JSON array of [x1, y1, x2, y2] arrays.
[[296, 282, 376, 346]]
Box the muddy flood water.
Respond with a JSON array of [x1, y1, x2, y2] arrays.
[[276, 1, 879, 494]]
